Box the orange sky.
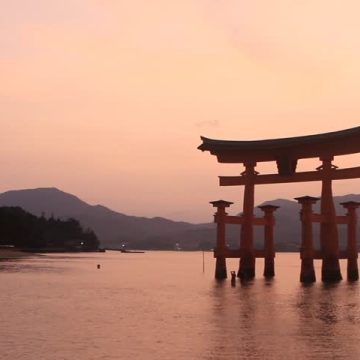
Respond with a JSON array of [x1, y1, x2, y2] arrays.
[[1, 1, 360, 222]]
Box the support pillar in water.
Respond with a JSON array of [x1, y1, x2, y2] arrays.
[[341, 201, 360, 281], [210, 200, 233, 280], [319, 156, 342, 282], [295, 196, 318, 283], [238, 161, 257, 280], [259, 205, 279, 278]]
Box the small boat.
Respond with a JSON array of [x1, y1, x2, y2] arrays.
[[120, 249, 145, 254]]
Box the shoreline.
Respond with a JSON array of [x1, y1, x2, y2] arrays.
[[0, 247, 33, 260]]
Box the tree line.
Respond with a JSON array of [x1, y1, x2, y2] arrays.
[[0, 206, 99, 251]]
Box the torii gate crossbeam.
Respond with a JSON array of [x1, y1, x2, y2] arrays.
[[220, 166, 360, 186]]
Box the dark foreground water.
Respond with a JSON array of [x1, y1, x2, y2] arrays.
[[1, 252, 360, 360]]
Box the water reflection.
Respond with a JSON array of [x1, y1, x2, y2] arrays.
[[2, 253, 360, 360], [208, 274, 360, 359], [294, 282, 360, 359], [208, 278, 279, 359]]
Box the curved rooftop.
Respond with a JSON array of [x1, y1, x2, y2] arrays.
[[198, 126, 360, 164]]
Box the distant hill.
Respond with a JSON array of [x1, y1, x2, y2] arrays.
[[0, 188, 211, 250], [0, 187, 359, 251]]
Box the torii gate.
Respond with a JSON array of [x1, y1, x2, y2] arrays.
[[198, 126, 360, 282]]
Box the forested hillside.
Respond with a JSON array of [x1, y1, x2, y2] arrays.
[[0, 206, 99, 251]]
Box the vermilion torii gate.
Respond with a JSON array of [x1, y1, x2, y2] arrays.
[[198, 126, 360, 282]]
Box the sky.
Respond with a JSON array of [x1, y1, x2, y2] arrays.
[[1, 0, 360, 223]]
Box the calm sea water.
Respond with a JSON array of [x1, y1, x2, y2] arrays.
[[1, 252, 360, 360]]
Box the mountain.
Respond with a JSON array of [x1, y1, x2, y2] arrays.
[[0, 188, 212, 250], [0, 187, 359, 251]]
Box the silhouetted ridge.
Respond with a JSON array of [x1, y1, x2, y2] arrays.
[[0, 187, 201, 249], [0, 206, 99, 251]]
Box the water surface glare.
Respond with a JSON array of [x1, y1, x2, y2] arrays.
[[1, 252, 360, 359]]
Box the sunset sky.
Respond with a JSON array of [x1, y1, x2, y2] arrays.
[[1, 1, 360, 222]]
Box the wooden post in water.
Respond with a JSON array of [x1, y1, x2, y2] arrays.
[[341, 201, 360, 281], [295, 196, 318, 283], [210, 200, 233, 280], [259, 205, 279, 278], [202, 250, 205, 273]]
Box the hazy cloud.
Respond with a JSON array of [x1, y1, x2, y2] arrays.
[[195, 120, 219, 128]]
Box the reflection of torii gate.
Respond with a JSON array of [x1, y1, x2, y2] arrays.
[[198, 127, 360, 282]]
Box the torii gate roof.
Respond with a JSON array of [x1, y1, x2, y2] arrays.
[[198, 126, 360, 163]]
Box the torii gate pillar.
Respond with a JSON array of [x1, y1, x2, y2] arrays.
[[238, 161, 257, 280], [259, 205, 279, 278], [295, 196, 318, 283], [320, 156, 342, 282], [341, 201, 360, 281], [211, 200, 233, 280]]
